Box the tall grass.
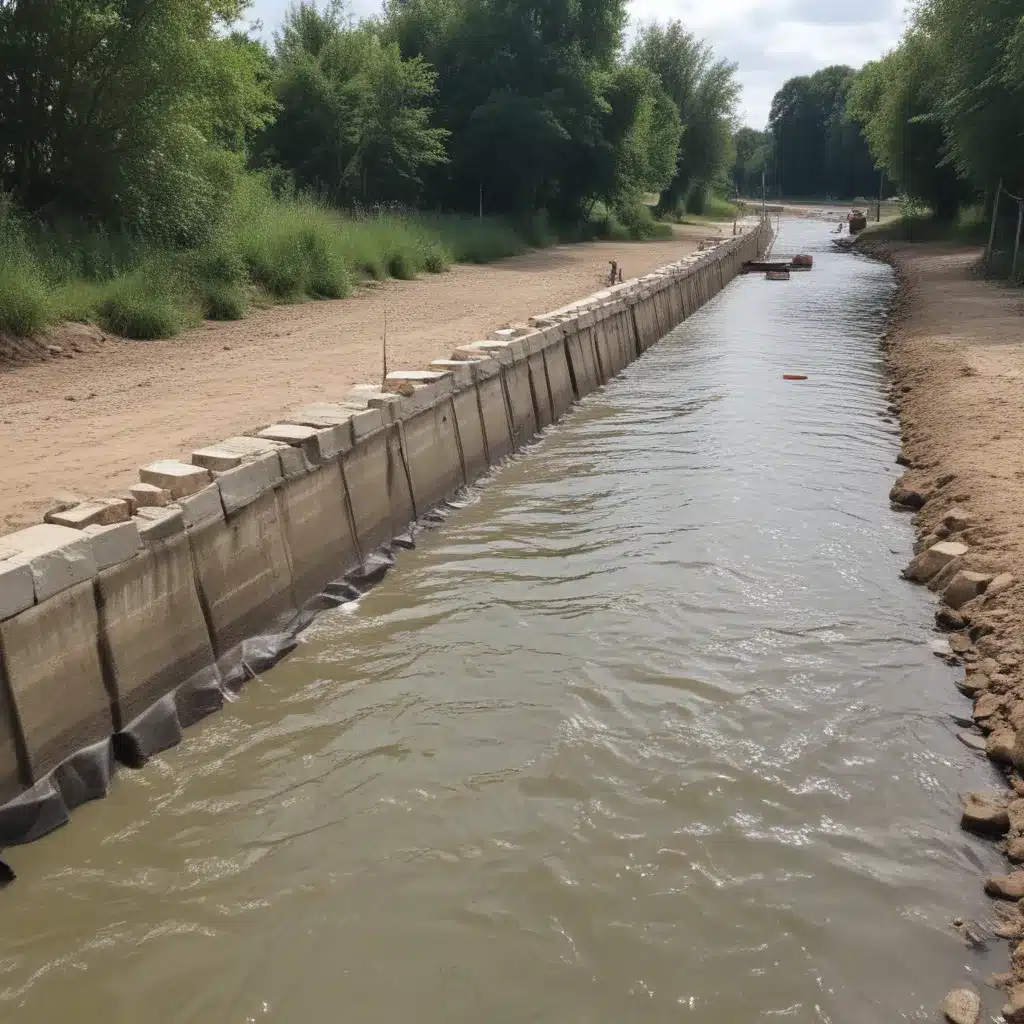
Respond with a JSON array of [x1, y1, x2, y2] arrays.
[[0, 181, 678, 340]]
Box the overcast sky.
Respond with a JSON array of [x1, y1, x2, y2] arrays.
[[244, 0, 909, 128]]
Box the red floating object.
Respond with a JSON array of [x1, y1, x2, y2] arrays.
[[782, 374, 808, 381]]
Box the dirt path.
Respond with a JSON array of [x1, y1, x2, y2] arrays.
[[870, 239, 1024, 1002], [0, 227, 722, 534]]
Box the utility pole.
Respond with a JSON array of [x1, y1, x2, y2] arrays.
[[986, 179, 1003, 268], [877, 169, 884, 222]]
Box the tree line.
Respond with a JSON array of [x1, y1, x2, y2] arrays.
[[730, 0, 1024, 222], [0, 0, 743, 248]]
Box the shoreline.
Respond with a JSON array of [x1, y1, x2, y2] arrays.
[[848, 233, 1024, 1018]]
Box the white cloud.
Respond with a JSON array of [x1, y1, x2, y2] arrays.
[[243, 0, 908, 127]]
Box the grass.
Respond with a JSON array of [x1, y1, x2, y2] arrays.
[[0, 180, 680, 340]]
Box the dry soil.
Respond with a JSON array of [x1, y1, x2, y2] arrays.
[[0, 226, 722, 535]]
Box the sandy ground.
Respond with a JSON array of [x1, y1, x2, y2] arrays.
[[863, 237, 1024, 1001], [0, 226, 722, 534]]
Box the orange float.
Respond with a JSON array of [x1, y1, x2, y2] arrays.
[[782, 374, 808, 381]]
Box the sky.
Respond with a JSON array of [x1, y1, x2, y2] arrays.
[[244, 0, 909, 128]]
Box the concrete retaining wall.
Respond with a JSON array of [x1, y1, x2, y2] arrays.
[[0, 222, 771, 868]]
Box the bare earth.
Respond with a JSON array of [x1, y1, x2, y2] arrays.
[[0, 226, 720, 534], [872, 239, 1024, 996]]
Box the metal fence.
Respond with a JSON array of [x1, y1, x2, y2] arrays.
[[985, 180, 1024, 282]]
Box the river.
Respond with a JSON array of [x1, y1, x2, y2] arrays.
[[0, 220, 1004, 1022]]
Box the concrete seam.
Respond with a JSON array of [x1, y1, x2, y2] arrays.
[[337, 458, 365, 564], [394, 422, 419, 522], [498, 370, 518, 451], [185, 528, 220, 673], [448, 395, 469, 485], [563, 337, 581, 400], [0, 633, 32, 788], [473, 379, 493, 467], [92, 577, 124, 732]]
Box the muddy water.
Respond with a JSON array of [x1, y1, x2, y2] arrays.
[[0, 221, 1004, 1022]]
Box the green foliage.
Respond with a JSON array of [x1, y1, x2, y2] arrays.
[[766, 66, 879, 199], [0, 0, 275, 244], [847, 35, 969, 221], [630, 22, 739, 214], [98, 270, 193, 339], [259, 3, 449, 206]]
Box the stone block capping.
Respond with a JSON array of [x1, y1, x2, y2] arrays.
[[0, 221, 773, 872]]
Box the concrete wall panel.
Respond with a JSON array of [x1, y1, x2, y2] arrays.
[[342, 426, 415, 550], [543, 342, 574, 421], [189, 491, 297, 658], [0, 581, 112, 782], [96, 534, 215, 726], [452, 386, 489, 482], [475, 374, 513, 465], [565, 331, 601, 397], [527, 351, 553, 430], [503, 361, 537, 449], [402, 400, 463, 511], [277, 462, 358, 603]]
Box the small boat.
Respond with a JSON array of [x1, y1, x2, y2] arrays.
[[742, 260, 791, 274], [791, 254, 813, 268], [766, 269, 790, 281]]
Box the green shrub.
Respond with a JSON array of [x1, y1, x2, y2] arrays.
[[98, 272, 190, 339], [201, 281, 247, 320], [0, 253, 53, 336]]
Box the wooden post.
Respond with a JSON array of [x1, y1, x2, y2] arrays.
[[986, 179, 1002, 267]]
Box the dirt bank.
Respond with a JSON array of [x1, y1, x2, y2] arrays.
[[0, 227, 722, 535], [854, 236, 1024, 1012]]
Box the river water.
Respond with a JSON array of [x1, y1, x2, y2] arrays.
[[0, 221, 1004, 1022]]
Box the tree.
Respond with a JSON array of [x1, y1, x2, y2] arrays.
[[767, 66, 877, 199], [731, 126, 770, 197], [847, 35, 969, 220], [257, 2, 448, 206], [918, 0, 1024, 198], [0, 0, 275, 242], [629, 22, 739, 213]]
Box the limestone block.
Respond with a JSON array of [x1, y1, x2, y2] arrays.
[[48, 498, 130, 529], [191, 436, 285, 472], [258, 423, 324, 465], [384, 370, 452, 393], [286, 402, 357, 428], [0, 546, 34, 620], [130, 483, 172, 507], [313, 425, 346, 460], [429, 360, 474, 387], [139, 460, 211, 500], [960, 791, 1010, 835], [278, 444, 317, 480], [84, 521, 141, 570], [905, 541, 968, 584], [214, 455, 281, 516], [176, 484, 224, 529], [133, 506, 185, 548], [96, 533, 216, 725], [944, 570, 993, 610], [349, 407, 385, 440], [476, 338, 528, 361], [1, 523, 98, 603], [0, 580, 113, 782]]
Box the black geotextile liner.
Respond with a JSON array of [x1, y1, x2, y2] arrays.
[[0, 499, 488, 880]]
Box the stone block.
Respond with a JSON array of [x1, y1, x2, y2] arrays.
[[429, 360, 474, 387], [139, 460, 211, 500], [314, 425, 346, 460], [285, 402, 357, 428], [278, 444, 317, 480], [130, 482, 172, 507], [0, 544, 34, 621], [349, 407, 385, 440], [1, 523, 98, 603], [944, 570, 993, 610], [133, 506, 185, 548], [214, 454, 282, 515], [48, 498, 131, 529], [96, 533, 216, 726], [905, 541, 968, 584], [0, 580, 113, 782], [84, 521, 140, 570], [258, 424, 325, 464], [176, 484, 224, 529], [191, 436, 285, 472]]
